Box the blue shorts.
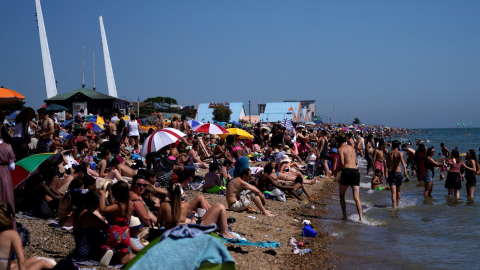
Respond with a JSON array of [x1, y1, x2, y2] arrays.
[[423, 169, 434, 183]]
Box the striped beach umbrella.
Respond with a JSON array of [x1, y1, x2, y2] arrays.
[[187, 120, 204, 129], [141, 128, 186, 156], [192, 123, 230, 135], [10, 152, 58, 188]]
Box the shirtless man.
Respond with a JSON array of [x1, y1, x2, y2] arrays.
[[401, 144, 416, 177], [336, 134, 362, 221], [257, 164, 309, 200], [156, 113, 165, 130], [36, 108, 54, 153], [440, 143, 450, 158], [186, 141, 208, 169], [170, 142, 188, 164], [226, 168, 275, 217], [180, 115, 191, 133], [171, 115, 181, 130], [386, 140, 407, 208], [96, 149, 126, 181], [307, 131, 318, 149]]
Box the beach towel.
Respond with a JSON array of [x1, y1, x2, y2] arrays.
[[222, 239, 281, 248], [233, 156, 249, 177], [70, 258, 123, 269]]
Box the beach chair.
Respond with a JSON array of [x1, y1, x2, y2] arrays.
[[198, 136, 213, 160]]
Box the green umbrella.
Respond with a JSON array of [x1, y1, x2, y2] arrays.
[[45, 104, 69, 112]]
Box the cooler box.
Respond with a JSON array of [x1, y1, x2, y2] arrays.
[[301, 225, 318, 238], [89, 162, 96, 170]]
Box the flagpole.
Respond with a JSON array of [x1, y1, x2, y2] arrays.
[[137, 96, 140, 117]]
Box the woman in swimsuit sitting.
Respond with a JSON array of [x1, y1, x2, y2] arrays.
[[156, 177, 237, 239], [130, 174, 157, 227], [226, 135, 250, 177], [0, 201, 54, 270]]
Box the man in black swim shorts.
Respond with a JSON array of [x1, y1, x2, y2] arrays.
[[336, 134, 363, 221], [386, 140, 407, 208]]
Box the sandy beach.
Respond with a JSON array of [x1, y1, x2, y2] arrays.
[[19, 165, 339, 269]]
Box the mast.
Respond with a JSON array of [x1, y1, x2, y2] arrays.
[[93, 51, 96, 90], [99, 16, 118, 98], [35, 0, 57, 98], [82, 44, 85, 88]]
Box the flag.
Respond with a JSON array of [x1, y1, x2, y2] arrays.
[[281, 119, 294, 131]]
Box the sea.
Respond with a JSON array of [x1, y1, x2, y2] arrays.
[[322, 128, 480, 270]]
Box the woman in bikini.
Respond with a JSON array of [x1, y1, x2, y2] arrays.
[[129, 175, 157, 227], [156, 178, 237, 239], [226, 135, 249, 177]]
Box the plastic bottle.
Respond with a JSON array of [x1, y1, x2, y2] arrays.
[[298, 248, 312, 255], [247, 216, 257, 220]]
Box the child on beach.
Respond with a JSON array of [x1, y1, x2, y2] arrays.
[[371, 169, 390, 191], [306, 148, 316, 179], [99, 181, 135, 267]]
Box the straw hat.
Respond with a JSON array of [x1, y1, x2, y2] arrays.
[[96, 179, 113, 197], [285, 149, 293, 156], [129, 216, 143, 230], [280, 155, 291, 163]]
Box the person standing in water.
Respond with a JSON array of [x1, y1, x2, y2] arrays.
[[464, 149, 477, 198], [444, 149, 464, 198], [336, 134, 362, 221], [423, 147, 444, 197], [386, 140, 407, 208]]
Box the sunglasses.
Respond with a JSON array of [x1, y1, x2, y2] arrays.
[[136, 183, 147, 188]]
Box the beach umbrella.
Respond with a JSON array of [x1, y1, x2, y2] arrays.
[[60, 119, 75, 128], [10, 152, 59, 188], [141, 128, 186, 156], [260, 125, 271, 133], [0, 87, 25, 105], [45, 104, 68, 112], [112, 115, 130, 124], [193, 123, 230, 135], [86, 115, 105, 125], [140, 125, 156, 132], [86, 122, 104, 132], [187, 120, 204, 129], [280, 119, 294, 131], [219, 128, 254, 139], [6, 110, 21, 119]]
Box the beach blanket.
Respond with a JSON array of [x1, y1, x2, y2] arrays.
[[222, 239, 281, 248]]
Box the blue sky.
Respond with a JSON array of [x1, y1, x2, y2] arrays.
[[1, 0, 480, 128]]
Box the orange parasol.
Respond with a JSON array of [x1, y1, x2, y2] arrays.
[[0, 87, 26, 105]]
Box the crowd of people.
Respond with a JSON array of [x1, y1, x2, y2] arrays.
[[1, 106, 476, 268]]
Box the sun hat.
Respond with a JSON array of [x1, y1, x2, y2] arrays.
[[129, 216, 143, 229], [280, 155, 291, 163]]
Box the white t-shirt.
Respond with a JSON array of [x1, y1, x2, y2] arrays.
[[128, 121, 139, 137], [307, 154, 317, 165]]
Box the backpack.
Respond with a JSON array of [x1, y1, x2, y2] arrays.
[[16, 222, 30, 247], [155, 154, 176, 186]]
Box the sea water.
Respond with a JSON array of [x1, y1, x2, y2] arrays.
[[322, 128, 480, 270]]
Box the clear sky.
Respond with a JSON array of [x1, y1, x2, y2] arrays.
[[1, 0, 480, 128]]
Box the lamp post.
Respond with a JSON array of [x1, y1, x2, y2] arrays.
[[249, 100, 251, 123]]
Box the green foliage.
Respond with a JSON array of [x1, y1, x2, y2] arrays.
[[144, 96, 177, 105], [212, 104, 232, 122], [352, 117, 361, 125], [2, 101, 26, 113]]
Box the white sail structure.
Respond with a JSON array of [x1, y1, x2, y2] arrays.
[[35, 0, 57, 98], [99, 16, 118, 98]]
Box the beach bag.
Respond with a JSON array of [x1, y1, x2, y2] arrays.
[[146, 219, 165, 242], [16, 222, 30, 247], [155, 154, 176, 186], [270, 188, 286, 202]]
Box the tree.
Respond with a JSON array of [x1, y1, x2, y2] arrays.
[[144, 96, 178, 105], [212, 104, 232, 122], [352, 117, 361, 125], [2, 101, 26, 113]]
